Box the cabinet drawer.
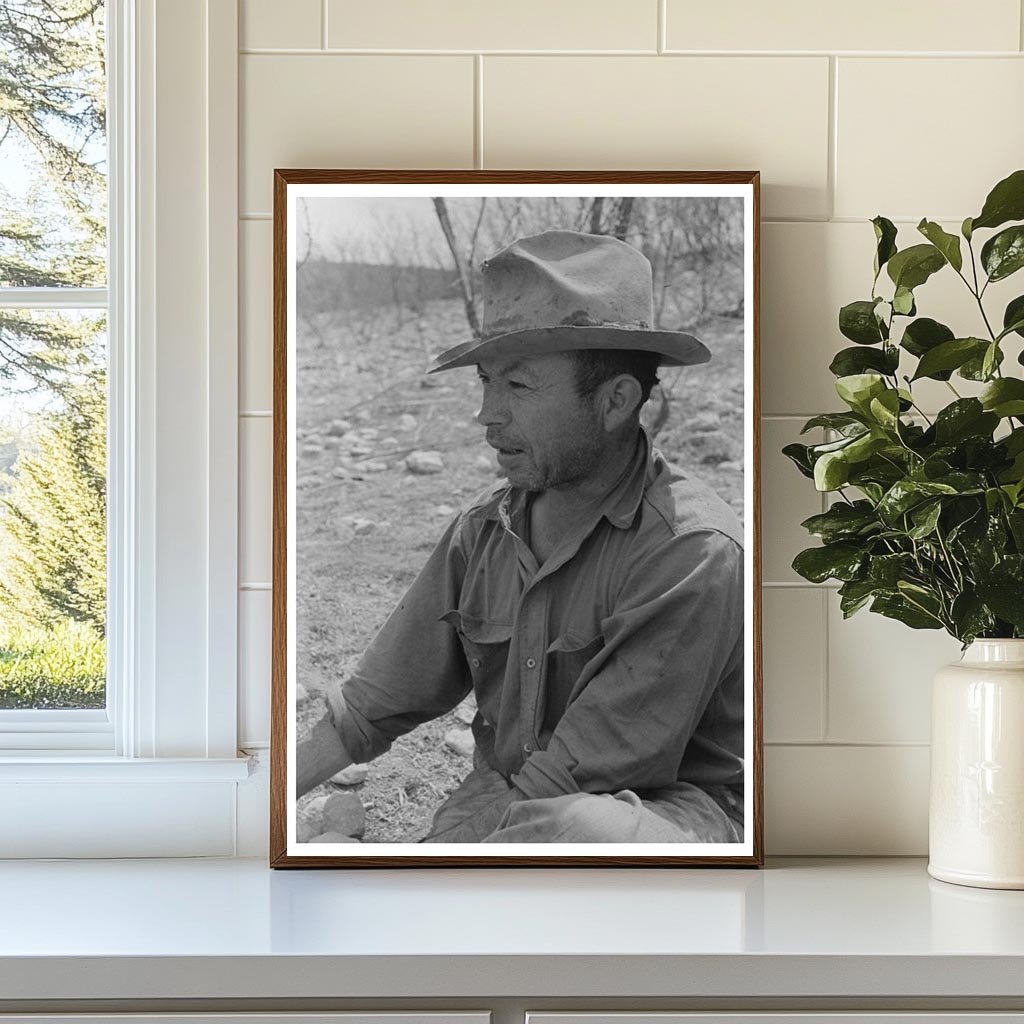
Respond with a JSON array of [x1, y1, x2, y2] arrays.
[[529, 1016, 1024, 1024], [0, 1015, 489, 1024]]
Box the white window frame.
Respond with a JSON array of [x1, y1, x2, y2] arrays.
[[0, 0, 249, 857]]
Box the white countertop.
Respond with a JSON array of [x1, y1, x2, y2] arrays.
[[1, 857, 1023, 1001]]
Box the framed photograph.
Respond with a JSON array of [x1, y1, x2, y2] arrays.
[[270, 171, 762, 867]]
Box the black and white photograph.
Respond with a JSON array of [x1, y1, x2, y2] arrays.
[[272, 172, 762, 867]]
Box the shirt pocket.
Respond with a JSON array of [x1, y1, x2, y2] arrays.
[[440, 609, 512, 713], [543, 630, 605, 728]]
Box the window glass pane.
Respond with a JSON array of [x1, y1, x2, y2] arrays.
[[0, 1, 107, 288], [0, 309, 106, 709]]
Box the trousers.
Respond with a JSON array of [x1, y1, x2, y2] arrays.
[[421, 756, 743, 844]]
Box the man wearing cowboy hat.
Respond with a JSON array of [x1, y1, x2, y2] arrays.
[[297, 229, 745, 844]]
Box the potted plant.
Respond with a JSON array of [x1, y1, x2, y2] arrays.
[[784, 168, 1024, 889]]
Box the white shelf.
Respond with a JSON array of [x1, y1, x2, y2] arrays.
[[1, 857, 1023, 1002]]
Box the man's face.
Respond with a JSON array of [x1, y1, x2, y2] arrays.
[[475, 351, 606, 492]]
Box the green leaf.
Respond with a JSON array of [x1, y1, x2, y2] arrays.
[[871, 594, 943, 630], [839, 300, 887, 345], [887, 244, 946, 291], [911, 337, 988, 381], [900, 317, 955, 364], [933, 399, 999, 445], [838, 579, 881, 618], [877, 479, 958, 524], [800, 413, 866, 435], [814, 450, 851, 491], [868, 389, 902, 430], [868, 553, 915, 587], [908, 500, 943, 539], [959, 344, 1004, 381], [872, 216, 898, 277], [829, 345, 899, 378], [782, 442, 815, 479], [835, 373, 887, 413], [800, 501, 879, 543], [976, 578, 1024, 629], [917, 219, 963, 272], [950, 593, 995, 644], [1003, 295, 1024, 339], [892, 286, 916, 316], [982, 341, 1001, 381], [962, 216, 974, 241], [981, 225, 1024, 282], [979, 377, 1024, 418], [792, 542, 866, 584], [971, 168, 1024, 232]]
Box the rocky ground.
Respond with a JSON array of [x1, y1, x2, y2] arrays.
[[294, 298, 745, 843]]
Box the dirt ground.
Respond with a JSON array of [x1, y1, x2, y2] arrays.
[[294, 298, 745, 842]]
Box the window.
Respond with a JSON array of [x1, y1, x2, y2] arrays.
[[0, 0, 110, 748], [0, 0, 246, 857]]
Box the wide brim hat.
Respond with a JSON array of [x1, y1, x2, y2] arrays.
[[428, 230, 711, 374]]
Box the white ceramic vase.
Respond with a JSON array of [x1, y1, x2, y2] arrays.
[[929, 638, 1024, 889]]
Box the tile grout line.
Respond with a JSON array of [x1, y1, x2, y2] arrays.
[[237, 47, 1024, 57], [474, 55, 484, 169], [820, 587, 831, 743]]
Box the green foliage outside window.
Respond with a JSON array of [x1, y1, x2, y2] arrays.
[[0, 1, 107, 708]]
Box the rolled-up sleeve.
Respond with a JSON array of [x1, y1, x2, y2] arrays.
[[510, 529, 744, 801], [328, 515, 471, 764]]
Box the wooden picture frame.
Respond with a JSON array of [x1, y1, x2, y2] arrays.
[[270, 170, 762, 867]]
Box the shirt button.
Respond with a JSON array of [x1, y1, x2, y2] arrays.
[[471, 657, 481, 668], [523, 742, 534, 753], [526, 657, 537, 669]]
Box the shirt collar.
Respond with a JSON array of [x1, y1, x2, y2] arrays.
[[474, 427, 673, 533]]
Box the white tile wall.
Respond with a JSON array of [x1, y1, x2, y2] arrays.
[[235, 2, 1024, 854], [326, 0, 659, 51], [665, 0, 1021, 53], [483, 56, 831, 220]]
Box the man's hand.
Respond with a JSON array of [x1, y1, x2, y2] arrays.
[[296, 711, 354, 798]]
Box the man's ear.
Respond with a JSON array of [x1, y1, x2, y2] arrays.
[[600, 374, 643, 432]]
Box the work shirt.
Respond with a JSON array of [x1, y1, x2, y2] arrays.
[[328, 431, 746, 803]]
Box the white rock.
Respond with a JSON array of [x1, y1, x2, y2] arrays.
[[380, 436, 399, 448], [307, 832, 361, 844], [295, 682, 309, 704], [398, 413, 418, 431], [406, 450, 445, 475], [348, 443, 372, 457], [322, 792, 366, 838], [718, 460, 744, 473], [360, 460, 388, 473], [475, 454, 494, 471], [327, 419, 352, 436], [296, 793, 329, 841], [340, 431, 362, 444], [330, 763, 369, 786], [444, 726, 475, 759], [358, 427, 379, 440], [331, 467, 350, 479], [341, 516, 375, 535], [301, 444, 324, 457], [433, 504, 455, 517], [454, 698, 477, 726]]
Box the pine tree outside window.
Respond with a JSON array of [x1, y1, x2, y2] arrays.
[[0, 1, 109, 732]]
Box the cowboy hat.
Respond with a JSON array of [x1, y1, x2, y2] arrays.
[[428, 229, 711, 374]]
